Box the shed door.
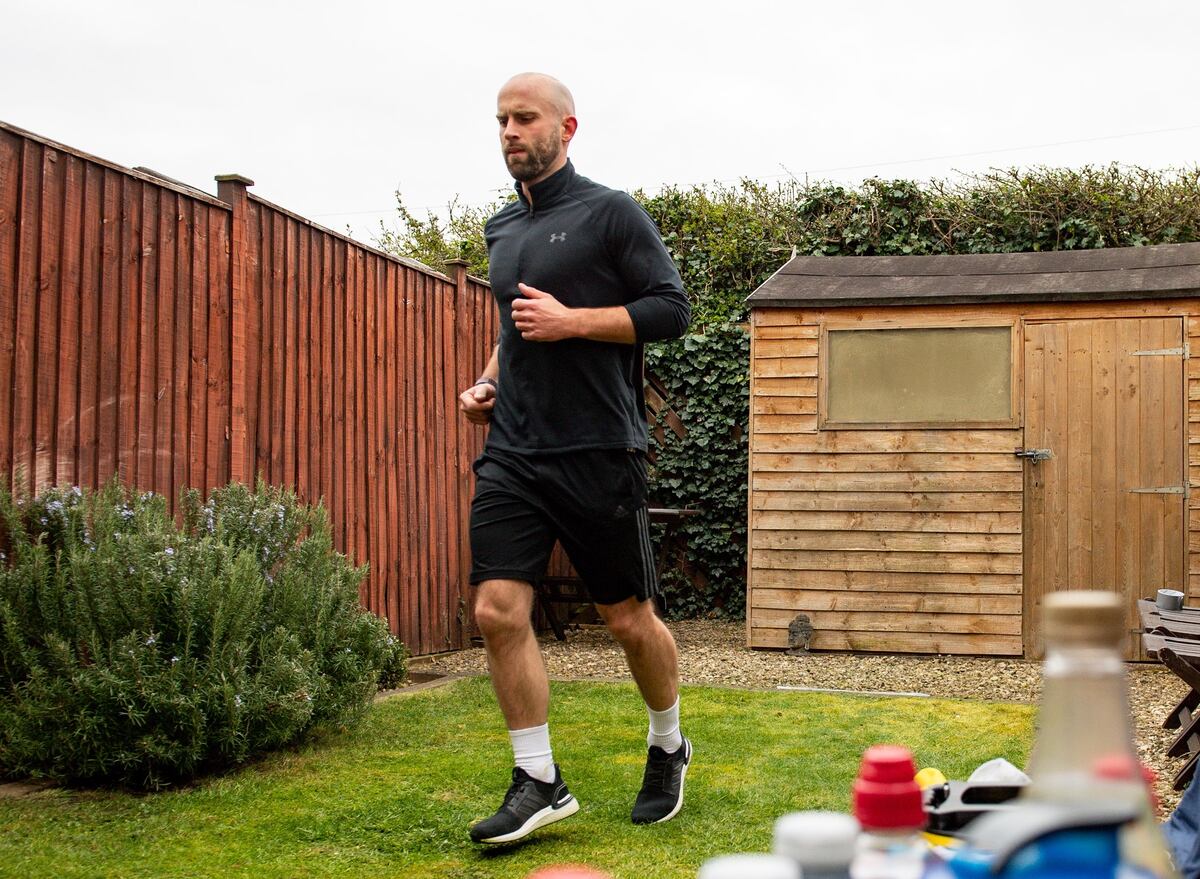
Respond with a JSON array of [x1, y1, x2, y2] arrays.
[[1023, 318, 1186, 659]]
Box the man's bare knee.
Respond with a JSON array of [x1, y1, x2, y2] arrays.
[[597, 597, 659, 645], [475, 579, 534, 641]]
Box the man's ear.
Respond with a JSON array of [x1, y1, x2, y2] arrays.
[[561, 115, 578, 145]]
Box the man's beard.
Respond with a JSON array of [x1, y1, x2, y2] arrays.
[[504, 134, 561, 182]]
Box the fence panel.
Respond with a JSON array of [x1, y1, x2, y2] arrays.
[[1, 121, 496, 655], [0, 122, 233, 500], [221, 186, 492, 654]]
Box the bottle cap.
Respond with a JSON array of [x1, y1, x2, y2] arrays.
[[773, 810, 858, 866], [852, 744, 926, 830], [697, 854, 800, 879], [1043, 591, 1123, 648]]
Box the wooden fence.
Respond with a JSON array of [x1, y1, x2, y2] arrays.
[[0, 120, 496, 655]]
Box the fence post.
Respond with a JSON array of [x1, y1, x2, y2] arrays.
[[215, 174, 255, 487], [442, 258, 471, 647]]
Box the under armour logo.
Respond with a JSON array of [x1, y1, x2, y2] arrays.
[[549, 232, 567, 243]]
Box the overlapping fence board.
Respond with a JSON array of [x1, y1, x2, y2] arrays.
[[0, 121, 496, 656]]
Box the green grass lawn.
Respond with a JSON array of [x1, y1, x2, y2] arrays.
[[0, 677, 1033, 879]]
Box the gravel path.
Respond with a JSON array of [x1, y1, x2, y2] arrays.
[[413, 620, 1191, 812]]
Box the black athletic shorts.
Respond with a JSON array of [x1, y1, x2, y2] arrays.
[[469, 447, 659, 605]]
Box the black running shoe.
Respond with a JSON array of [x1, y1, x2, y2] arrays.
[[631, 737, 692, 824], [469, 765, 579, 844]]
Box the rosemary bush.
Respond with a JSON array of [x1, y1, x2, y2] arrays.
[[0, 480, 406, 789]]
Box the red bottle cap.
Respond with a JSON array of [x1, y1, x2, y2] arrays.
[[852, 745, 926, 830]]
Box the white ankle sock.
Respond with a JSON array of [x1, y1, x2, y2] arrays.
[[509, 724, 555, 783], [647, 697, 683, 752]]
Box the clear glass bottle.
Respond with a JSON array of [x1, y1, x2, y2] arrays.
[[1021, 590, 1177, 878]]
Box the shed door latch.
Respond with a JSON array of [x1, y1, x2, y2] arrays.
[[1014, 448, 1053, 463]]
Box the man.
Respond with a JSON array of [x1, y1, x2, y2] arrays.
[[458, 72, 692, 845]]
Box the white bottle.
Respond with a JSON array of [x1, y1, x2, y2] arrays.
[[774, 810, 858, 879], [697, 853, 800, 879]]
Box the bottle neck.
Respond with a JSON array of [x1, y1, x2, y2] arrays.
[[1025, 643, 1136, 797]]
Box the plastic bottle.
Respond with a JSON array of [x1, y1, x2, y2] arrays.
[[850, 745, 928, 879], [696, 853, 800, 879], [1016, 590, 1176, 878], [773, 810, 858, 878]]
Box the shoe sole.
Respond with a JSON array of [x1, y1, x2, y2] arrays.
[[475, 796, 580, 844], [636, 739, 692, 825]]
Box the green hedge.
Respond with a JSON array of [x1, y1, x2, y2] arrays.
[[380, 165, 1200, 616], [0, 480, 406, 790]]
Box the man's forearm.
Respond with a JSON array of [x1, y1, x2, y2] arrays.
[[569, 306, 637, 344]]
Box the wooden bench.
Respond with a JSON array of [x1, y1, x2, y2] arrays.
[[535, 507, 702, 641]]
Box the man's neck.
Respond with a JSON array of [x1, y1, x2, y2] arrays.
[[521, 156, 570, 205]]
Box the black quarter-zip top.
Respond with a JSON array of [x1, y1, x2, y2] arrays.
[[483, 161, 691, 453]]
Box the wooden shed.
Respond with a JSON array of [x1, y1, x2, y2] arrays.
[[745, 242, 1200, 659]]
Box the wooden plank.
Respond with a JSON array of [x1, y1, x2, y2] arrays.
[[752, 429, 1023, 453], [171, 198, 191, 504], [753, 470, 1021, 493], [298, 229, 312, 501], [154, 191, 175, 500], [752, 530, 1021, 554], [1164, 319, 1188, 595], [751, 587, 1021, 614], [754, 413, 819, 433], [750, 626, 1023, 656], [751, 567, 1023, 594], [1141, 319, 1167, 596], [364, 250, 379, 619], [188, 202, 208, 494], [345, 243, 359, 564], [755, 308, 803, 327], [754, 338, 817, 358], [135, 182, 158, 489], [1091, 318, 1118, 590], [754, 377, 817, 397], [319, 235, 334, 511], [782, 301, 1199, 329], [752, 509, 1022, 533], [752, 490, 1023, 512], [754, 452, 1021, 472], [77, 161, 102, 489], [332, 237, 346, 554], [1021, 321, 1046, 657], [384, 260, 401, 634], [753, 396, 818, 415], [751, 607, 1022, 636], [752, 358, 818, 378], [0, 132, 20, 487], [207, 207, 231, 489], [97, 170, 121, 486], [753, 548, 1022, 574], [270, 209, 286, 484], [757, 325, 819, 340], [35, 145, 64, 490], [283, 217, 299, 489], [1065, 319, 1093, 589], [56, 154, 84, 486]]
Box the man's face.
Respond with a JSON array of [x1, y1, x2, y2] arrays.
[[496, 85, 566, 184]]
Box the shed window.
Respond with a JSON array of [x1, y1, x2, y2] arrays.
[[824, 324, 1014, 426]]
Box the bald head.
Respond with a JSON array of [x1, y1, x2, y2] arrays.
[[499, 72, 575, 119], [496, 72, 578, 189]]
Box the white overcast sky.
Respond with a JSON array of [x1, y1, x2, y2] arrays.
[[4, 0, 1199, 244]]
